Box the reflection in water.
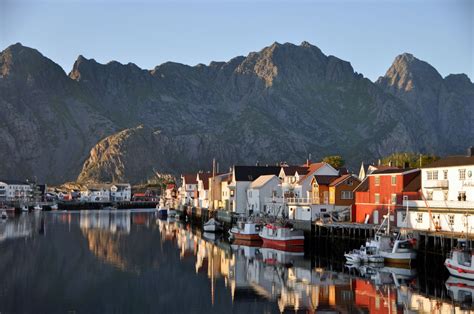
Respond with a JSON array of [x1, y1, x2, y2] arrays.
[[0, 211, 474, 313]]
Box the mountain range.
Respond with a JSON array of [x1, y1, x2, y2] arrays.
[[0, 41, 472, 184]]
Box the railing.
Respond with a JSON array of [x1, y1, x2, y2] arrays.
[[424, 180, 449, 188], [404, 199, 474, 210]]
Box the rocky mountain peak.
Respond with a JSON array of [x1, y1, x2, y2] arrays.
[[376, 52, 443, 93]]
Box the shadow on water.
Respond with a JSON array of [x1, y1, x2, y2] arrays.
[[0, 211, 473, 313]]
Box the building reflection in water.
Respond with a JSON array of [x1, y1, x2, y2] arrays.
[[0, 213, 43, 242], [157, 218, 474, 313], [79, 210, 131, 234]]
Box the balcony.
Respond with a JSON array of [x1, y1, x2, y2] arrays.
[[403, 199, 474, 210], [424, 180, 449, 189]]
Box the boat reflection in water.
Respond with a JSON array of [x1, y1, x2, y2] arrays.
[[158, 218, 474, 313], [1, 211, 474, 313]]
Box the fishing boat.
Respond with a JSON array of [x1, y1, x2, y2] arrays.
[[229, 216, 262, 241], [203, 218, 223, 233], [445, 240, 474, 280], [361, 214, 417, 266], [345, 244, 384, 264], [1, 211, 7, 220], [259, 222, 304, 248]]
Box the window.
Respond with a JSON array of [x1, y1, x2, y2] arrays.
[[347, 180, 353, 186], [391, 194, 397, 204], [401, 212, 407, 222], [374, 176, 380, 186], [443, 170, 448, 180], [448, 215, 455, 225], [341, 191, 353, 199], [459, 191, 467, 201], [426, 190, 433, 200], [460, 169, 466, 180], [427, 170, 438, 180], [375, 193, 380, 204], [391, 176, 396, 185], [416, 213, 423, 223], [230, 190, 234, 197]]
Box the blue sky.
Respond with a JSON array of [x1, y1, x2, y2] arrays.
[[1, 0, 472, 81]]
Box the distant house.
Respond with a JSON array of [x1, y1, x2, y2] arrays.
[[228, 165, 281, 214], [246, 175, 281, 215], [288, 174, 360, 221], [196, 172, 212, 209], [180, 174, 198, 206], [208, 173, 229, 210], [0, 179, 33, 202], [84, 184, 111, 202], [110, 183, 131, 201], [400, 148, 474, 232], [353, 167, 421, 224]]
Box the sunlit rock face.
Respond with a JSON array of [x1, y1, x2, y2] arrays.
[[1, 43, 473, 183]]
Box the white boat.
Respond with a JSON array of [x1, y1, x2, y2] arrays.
[[21, 205, 29, 212], [33, 204, 42, 211], [50, 204, 58, 210], [363, 214, 417, 265], [167, 208, 177, 218], [345, 249, 363, 264], [259, 222, 304, 248], [366, 233, 416, 265], [229, 217, 262, 241], [445, 240, 474, 280], [1, 211, 7, 220], [203, 218, 223, 233]]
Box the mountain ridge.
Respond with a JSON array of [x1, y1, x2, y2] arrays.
[[0, 42, 472, 184]]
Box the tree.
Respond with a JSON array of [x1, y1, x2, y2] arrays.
[[381, 152, 439, 168], [322, 155, 345, 169]]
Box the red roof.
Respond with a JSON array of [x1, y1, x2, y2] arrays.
[[197, 172, 213, 190], [329, 174, 359, 187], [298, 162, 326, 184], [182, 174, 197, 185]]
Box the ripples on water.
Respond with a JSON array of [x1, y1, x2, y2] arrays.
[[0, 210, 472, 313]]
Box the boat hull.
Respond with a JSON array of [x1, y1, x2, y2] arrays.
[[230, 229, 261, 241], [381, 251, 416, 265], [445, 260, 474, 280], [203, 224, 222, 232], [260, 236, 304, 248]]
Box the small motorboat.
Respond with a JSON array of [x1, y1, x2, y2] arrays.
[[445, 239, 474, 280], [21, 205, 29, 212], [345, 249, 363, 264], [229, 217, 262, 241], [50, 204, 58, 210], [203, 218, 223, 233], [1, 211, 7, 220], [259, 222, 304, 248], [34, 204, 42, 211], [156, 205, 168, 219]]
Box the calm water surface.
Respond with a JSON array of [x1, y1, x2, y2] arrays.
[[0, 210, 472, 313]]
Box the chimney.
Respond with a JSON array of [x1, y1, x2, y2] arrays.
[[404, 161, 410, 169], [468, 146, 474, 157]]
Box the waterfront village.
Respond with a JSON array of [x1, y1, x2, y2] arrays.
[[1, 147, 474, 270], [3, 147, 473, 233]]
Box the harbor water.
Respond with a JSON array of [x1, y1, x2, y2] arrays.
[[0, 210, 472, 313]]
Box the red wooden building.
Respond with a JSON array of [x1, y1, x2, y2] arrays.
[[353, 168, 421, 224]]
